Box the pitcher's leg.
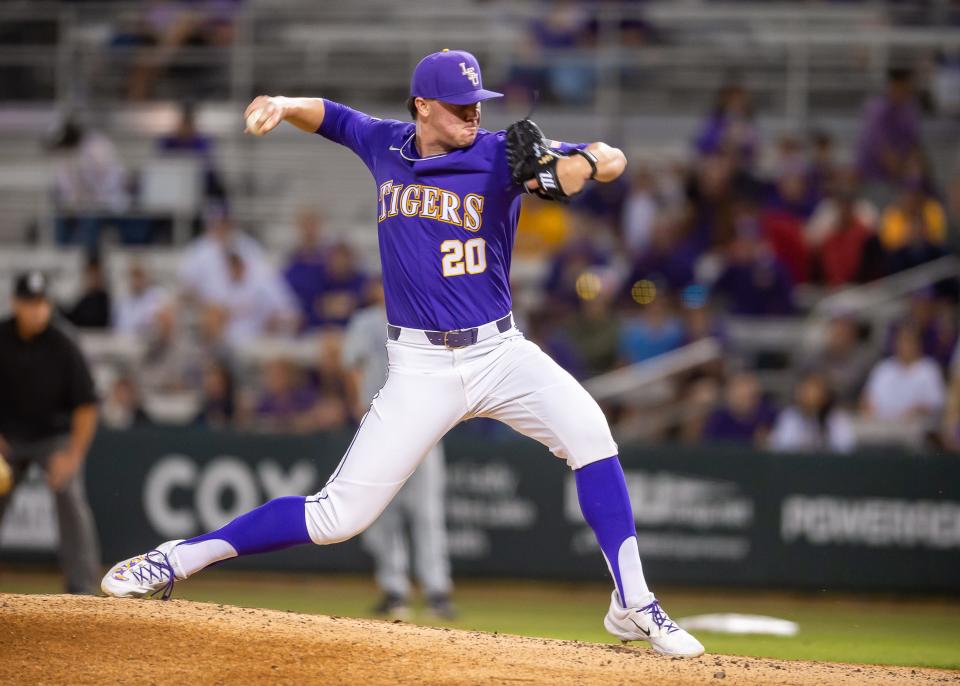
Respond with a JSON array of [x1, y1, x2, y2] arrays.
[[574, 456, 649, 606], [170, 495, 311, 577], [168, 366, 466, 581], [304, 368, 464, 546], [475, 338, 617, 469], [476, 339, 649, 606]]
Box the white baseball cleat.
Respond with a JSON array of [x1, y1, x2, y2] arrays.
[[604, 591, 705, 657], [101, 540, 184, 600]]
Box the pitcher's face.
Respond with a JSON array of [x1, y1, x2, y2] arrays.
[[420, 98, 481, 149]]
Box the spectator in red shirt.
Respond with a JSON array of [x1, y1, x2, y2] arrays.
[[809, 195, 873, 287], [814, 212, 872, 287], [806, 170, 880, 286], [760, 160, 819, 285]]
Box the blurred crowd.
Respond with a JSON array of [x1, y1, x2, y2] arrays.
[[40, 63, 960, 457], [519, 68, 960, 453], [502, 0, 960, 113], [110, 0, 244, 100], [62, 204, 369, 436]]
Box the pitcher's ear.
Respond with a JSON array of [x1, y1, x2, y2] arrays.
[[415, 97, 432, 118]]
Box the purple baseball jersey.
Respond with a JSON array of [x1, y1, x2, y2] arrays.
[[317, 100, 582, 331]]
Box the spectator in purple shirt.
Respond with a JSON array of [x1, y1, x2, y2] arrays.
[[856, 68, 923, 187], [543, 218, 611, 314], [570, 172, 630, 231], [283, 209, 329, 331], [684, 150, 757, 254], [502, 38, 548, 109], [694, 84, 759, 170], [702, 371, 775, 446], [531, 0, 588, 49], [529, 0, 593, 103], [156, 102, 226, 203], [283, 212, 369, 331], [157, 103, 212, 156], [318, 241, 369, 328], [711, 206, 795, 317], [622, 219, 697, 295], [251, 357, 320, 433]]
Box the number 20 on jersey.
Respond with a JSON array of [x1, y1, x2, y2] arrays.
[[441, 238, 487, 276]]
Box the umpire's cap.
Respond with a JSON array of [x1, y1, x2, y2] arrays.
[[410, 49, 503, 105], [14, 270, 49, 300]]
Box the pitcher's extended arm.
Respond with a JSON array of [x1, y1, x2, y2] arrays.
[[243, 96, 327, 135]]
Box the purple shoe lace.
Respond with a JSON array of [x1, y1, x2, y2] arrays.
[[639, 599, 679, 634], [130, 550, 176, 601]]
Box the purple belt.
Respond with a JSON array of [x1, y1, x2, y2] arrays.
[[387, 313, 513, 348]]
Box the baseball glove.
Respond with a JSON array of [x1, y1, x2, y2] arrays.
[[506, 119, 568, 201]]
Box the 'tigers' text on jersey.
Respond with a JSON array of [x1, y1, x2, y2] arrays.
[[378, 180, 485, 232]]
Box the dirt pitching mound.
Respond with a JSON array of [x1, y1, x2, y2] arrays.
[[1, 594, 956, 685]]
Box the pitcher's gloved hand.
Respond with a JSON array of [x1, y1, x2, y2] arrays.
[[506, 119, 569, 201]]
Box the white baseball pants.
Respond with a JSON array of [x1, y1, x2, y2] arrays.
[[304, 324, 618, 545]]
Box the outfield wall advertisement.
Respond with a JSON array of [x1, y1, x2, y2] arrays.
[[2, 426, 958, 592]]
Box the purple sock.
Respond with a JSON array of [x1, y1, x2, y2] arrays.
[[184, 495, 311, 555], [575, 456, 646, 606]]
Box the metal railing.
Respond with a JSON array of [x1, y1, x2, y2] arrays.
[[580, 256, 960, 439], [581, 337, 722, 442], [583, 337, 722, 402], [810, 255, 960, 321], [802, 254, 960, 356]]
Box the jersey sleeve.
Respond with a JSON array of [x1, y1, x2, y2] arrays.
[[316, 100, 391, 172], [548, 139, 588, 154]]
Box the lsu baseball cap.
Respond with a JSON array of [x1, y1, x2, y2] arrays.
[[14, 270, 49, 300], [410, 49, 503, 105]]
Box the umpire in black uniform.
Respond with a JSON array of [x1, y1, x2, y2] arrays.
[[0, 271, 101, 593]]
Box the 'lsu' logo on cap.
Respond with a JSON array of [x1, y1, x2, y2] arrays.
[[459, 62, 479, 87]]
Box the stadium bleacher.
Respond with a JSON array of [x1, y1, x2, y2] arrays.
[[0, 0, 958, 451]]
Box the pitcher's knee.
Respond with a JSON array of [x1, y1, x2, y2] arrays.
[[304, 490, 388, 545], [561, 406, 618, 470]]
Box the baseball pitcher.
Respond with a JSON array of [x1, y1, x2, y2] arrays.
[[102, 50, 704, 657]]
